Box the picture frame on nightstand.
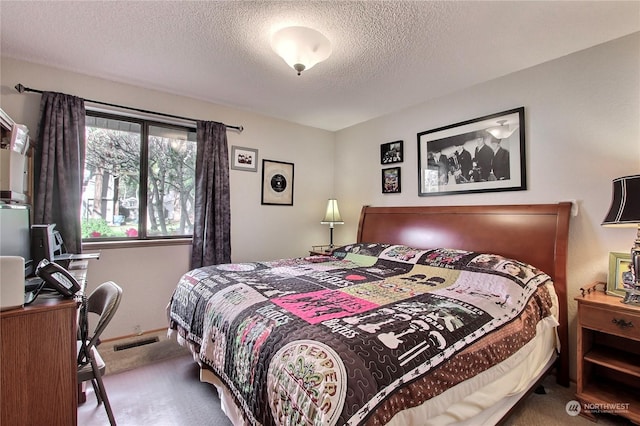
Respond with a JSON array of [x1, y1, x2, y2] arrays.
[[607, 251, 632, 297]]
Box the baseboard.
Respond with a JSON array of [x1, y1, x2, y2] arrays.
[[98, 329, 190, 375]]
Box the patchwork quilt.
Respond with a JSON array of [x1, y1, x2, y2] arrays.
[[168, 243, 557, 425]]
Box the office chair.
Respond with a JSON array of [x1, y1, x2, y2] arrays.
[[77, 281, 123, 426]]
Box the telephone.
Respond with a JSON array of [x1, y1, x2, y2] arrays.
[[35, 258, 81, 297]]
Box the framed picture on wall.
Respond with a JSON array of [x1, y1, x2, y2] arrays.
[[417, 107, 526, 196], [381, 140, 403, 164], [261, 159, 294, 205], [230, 146, 258, 172], [382, 167, 401, 193]]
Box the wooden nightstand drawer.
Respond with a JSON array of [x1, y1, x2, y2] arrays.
[[580, 304, 640, 340]]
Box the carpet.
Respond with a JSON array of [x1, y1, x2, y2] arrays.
[[92, 333, 633, 425]]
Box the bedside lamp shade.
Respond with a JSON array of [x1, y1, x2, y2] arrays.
[[602, 175, 640, 226], [321, 199, 343, 224], [321, 199, 343, 248], [602, 174, 640, 304]]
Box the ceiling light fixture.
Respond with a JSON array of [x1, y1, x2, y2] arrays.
[[270, 26, 332, 76], [486, 120, 518, 139]]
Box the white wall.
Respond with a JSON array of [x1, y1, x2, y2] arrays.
[[0, 58, 336, 338], [334, 33, 640, 379], [2, 34, 638, 379]]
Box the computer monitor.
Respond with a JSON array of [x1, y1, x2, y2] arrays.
[[0, 203, 32, 275]]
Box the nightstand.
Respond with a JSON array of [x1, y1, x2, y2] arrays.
[[309, 250, 334, 256], [575, 282, 640, 424], [309, 245, 334, 256]]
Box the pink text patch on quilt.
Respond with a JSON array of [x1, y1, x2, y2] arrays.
[[272, 289, 378, 324]]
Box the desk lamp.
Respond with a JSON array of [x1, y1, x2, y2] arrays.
[[602, 174, 640, 304], [321, 199, 344, 249]]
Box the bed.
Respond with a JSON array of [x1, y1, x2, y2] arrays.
[[168, 203, 571, 425]]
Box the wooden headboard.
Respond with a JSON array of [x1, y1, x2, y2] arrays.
[[357, 203, 572, 386]]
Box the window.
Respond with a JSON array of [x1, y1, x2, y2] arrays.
[[82, 112, 197, 241]]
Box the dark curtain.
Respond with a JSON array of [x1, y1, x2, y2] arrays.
[[33, 92, 86, 255], [190, 121, 231, 268]]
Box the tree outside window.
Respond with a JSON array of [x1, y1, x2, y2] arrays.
[[82, 113, 196, 240]]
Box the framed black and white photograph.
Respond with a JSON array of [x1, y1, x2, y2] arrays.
[[261, 159, 294, 205], [382, 167, 401, 193], [417, 107, 526, 196], [230, 145, 258, 172], [381, 140, 403, 164]]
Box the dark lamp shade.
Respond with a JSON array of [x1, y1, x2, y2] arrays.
[[602, 175, 640, 226]]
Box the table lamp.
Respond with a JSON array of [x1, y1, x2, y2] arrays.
[[321, 199, 344, 248], [602, 174, 640, 304]]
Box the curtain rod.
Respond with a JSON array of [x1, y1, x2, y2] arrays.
[[14, 83, 244, 133]]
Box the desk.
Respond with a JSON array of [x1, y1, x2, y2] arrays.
[[0, 261, 87, 426]]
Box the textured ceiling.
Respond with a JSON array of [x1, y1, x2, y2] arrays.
[[1, 1, 639, 131]]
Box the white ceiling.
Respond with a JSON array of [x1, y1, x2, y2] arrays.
[[1, 1, 639, 131]]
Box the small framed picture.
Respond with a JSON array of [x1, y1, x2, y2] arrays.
[[607, 252, 633, 297], [262, 159, 294, 205], [230, 146, 258, 172], [381, 140, 403, 164], [382, 167, 401, 193]]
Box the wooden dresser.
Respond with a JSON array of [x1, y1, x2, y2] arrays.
[[575, 283, 640, 424], [0, 262, 87, 426]]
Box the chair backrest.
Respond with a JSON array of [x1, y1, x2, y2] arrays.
[[83, 281, 123, 352]]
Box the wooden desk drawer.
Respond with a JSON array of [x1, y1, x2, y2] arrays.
[[580, 304, 640, 341]]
